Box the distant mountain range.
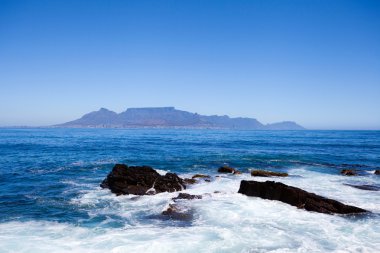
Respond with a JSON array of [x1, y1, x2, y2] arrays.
[[56, 107, 305, 130]]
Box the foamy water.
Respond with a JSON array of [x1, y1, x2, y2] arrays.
[[1, 168, 379, 253]]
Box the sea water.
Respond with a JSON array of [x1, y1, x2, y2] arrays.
[[0, 128, 379, 252]]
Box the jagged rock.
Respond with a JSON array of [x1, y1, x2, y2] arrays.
[[375, 170, 380, 175], [161, 204, 193, 221], [162, 204, 180, 215], [344, 184, 380, 191], [100, 164, 185, 195], [218, 165, 241, 174], [341, 169, 357, 176], [238, 180, 367, 215], [192, 174, 210, 179], [251, 170, 288, 177], [172, 193, 202, 201]]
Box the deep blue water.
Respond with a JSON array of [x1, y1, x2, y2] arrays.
[[0, 128, 379, 252]]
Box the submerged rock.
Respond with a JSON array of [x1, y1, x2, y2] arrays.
[[183, 178, 197, 184], [343, 183, 380, 191], [251, 170, 288, 177], [172, 193, 202, 201], [162, 204, 180, 215], [192, 174, 211, 179], [218, 165, 241, 174], [375, 170, 380, 175], [341, 169, 357, 176], [238, 180, 367, 215], [161, 204, 193, 221], [100, 164, 185, 195]]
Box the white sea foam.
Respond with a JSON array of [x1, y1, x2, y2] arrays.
[[156, 169, 169, 175], [1, 169, 379, 252]]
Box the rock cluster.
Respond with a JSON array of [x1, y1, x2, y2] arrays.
[[101, 164, 369, 216], [100, 164, 185, 195]]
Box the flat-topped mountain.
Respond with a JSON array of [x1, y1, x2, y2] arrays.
[[57, 107, 305, 130]]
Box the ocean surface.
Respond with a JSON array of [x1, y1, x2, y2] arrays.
[[0, 128, 379, 252]]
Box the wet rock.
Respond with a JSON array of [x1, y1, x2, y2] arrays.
[[161, 204, 193, 221], [238, 180, 367, 215], [218, 165, 241, 174], [343, 184, 380, 191], [341, 169, 357, 176], [184, 178, 197, 184], [251, 170, 288, 177], [100, 164, 185, 195], [172, 193, 202, 201], [192, 174, 210, 179], [162, 204, 180, 215], [375, 170, 380, 175]]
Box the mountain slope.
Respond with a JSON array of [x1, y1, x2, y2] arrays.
[[56, 107, 305, 130]]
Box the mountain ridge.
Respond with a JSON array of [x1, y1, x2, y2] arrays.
[[57, 107, 305, 130]]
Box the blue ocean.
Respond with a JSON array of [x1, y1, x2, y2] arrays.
[[0, 128, 379, 252]]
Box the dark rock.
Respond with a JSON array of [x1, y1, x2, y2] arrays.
[[172, 193, 202, 201], [192, 174, 211, 179], [162, 204, 179, 215], [344, 184, 380, 191], [375, 170, 380, 175], [251, 170, 288, 177], [218, 165, 241, 174], [184, 178, 197, 184], [161, 204, 193, 221], [238, 180, 367, 215], [100, 164, 185, 195], [341, 169, 357, 176]]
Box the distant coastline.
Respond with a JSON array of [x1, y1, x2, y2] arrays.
[[54, 107, 305, 130]]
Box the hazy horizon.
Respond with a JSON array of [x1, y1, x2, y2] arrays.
[[0, 105, 378, 130], [1, 1, 379, 130]]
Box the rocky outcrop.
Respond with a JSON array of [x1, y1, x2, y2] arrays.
[[218, 166, 241, 174], [238, 180, 367, 215], [341, 169, 357, 176], [100, 164, 185, 195], [251, 170, 288, 177]]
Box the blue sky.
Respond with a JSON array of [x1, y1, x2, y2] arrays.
[[0, 0, 379, 129]]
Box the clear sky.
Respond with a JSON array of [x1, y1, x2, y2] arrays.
[[0, 0, 379, 129]]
